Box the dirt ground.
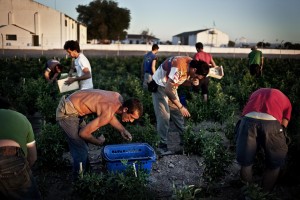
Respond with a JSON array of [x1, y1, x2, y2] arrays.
[[38, 122, 300, 200]]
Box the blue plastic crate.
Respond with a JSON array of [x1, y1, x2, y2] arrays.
[[102, 143, 156, 174]]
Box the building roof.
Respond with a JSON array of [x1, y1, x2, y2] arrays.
[[173, 29, 210, 37], [0, 24, 34, 34], [127, 34, 159, 40]]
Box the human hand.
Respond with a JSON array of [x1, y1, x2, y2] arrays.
[[180, 106, 191, 118], [121, 130, 132, 141], [97, 134, 105, 145], [64, 77, 75, 85], [191, 78, 199, 86]]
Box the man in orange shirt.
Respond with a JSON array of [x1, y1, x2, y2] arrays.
[[151, 56, 209, 154]]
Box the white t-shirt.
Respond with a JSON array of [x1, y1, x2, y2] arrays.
[[74, 53, 93, 90], [152, 64, 168, 87]]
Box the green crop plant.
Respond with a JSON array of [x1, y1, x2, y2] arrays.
[[36, 123, 69, 169], [73, 167, 153, 200], [172, 183, 202, 200]]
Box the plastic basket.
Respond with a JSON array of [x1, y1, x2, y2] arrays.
[[102, 143, 156, 174]]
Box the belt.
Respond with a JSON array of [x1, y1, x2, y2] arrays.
[[245, 112, 276, 120], [0, 146, 24, 156]]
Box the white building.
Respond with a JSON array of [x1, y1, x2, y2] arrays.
[[121, 34, 160, 45], [0, 0, 87, 49], [172, 28, 229, 47]]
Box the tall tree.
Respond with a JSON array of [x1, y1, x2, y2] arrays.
[[140, 28, 155, 44], [76, 0, 131, 41]]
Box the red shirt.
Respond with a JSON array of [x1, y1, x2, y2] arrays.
[[242, 88, 292, 123], [193, 51, 212, 65]]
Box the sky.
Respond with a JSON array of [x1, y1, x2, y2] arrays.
[[34, 0, 300, 44]]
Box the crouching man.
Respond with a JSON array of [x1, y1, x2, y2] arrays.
[[56, 89, 143, 179]]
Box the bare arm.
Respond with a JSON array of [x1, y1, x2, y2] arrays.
[[165, 80, 190, 117], [109, 116, 132, 141], [282, 118, 289, 128], [26, 141, 37, 168], [79, 115, 111, 145], [210, 58, 217, 68], [261, 56, 264, 67], [151, 60, 157, 74], [76, 68, 92, 81], [65, 68, 92, 85], [181, 78, 199, 87], [79, 106, 132, 145], [51, 73, 59, 82], [44, 70, 51, 82]]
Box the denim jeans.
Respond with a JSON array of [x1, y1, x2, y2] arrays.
[[0, 153, 41, 199], [58, 116, 90, 180], [142, 73, 152, 91]]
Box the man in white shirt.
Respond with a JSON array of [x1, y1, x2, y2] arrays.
[[63, 40, 93, 90]]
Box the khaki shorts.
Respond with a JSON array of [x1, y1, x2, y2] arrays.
[[56, 95, 79, 120]]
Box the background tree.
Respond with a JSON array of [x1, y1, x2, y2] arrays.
[[76, 0, 131, 41], [141, 28, 155, 44], [228, 40, 236, 47], [284, 42, 292, 49], [256, 41, 270, 48]]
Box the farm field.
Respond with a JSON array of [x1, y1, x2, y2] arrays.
[[0, 54, 300, 199]]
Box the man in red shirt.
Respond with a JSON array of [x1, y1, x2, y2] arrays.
[[193, 42, 217, 102], [236, 88, 292, 192]]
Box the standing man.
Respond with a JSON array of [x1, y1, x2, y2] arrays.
[[152, 56, 209, 154], [248, 45, 264, 76], [43, 59, 64, 84], [56, 89, 143, 179], [192, 42, 217, 102], [141, 44, 159, 90], [0, 97, 41, 199], [236, 88, 292, 193], [63, 40, 93, 90]]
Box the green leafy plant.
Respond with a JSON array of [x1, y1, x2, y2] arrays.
[[73, 166, 154, 200], [36, 123, 69, 169], [172, 183, 202, 200], [201, 132, 233, 184]]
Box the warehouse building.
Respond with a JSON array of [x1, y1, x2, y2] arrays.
[[0, 0, 87, 49]]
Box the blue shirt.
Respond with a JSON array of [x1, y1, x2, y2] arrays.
[[143, 51, 158, 75]]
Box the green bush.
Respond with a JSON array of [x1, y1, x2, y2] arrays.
[[73, 167, 154, 200], [36, 123, 69, 169]]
